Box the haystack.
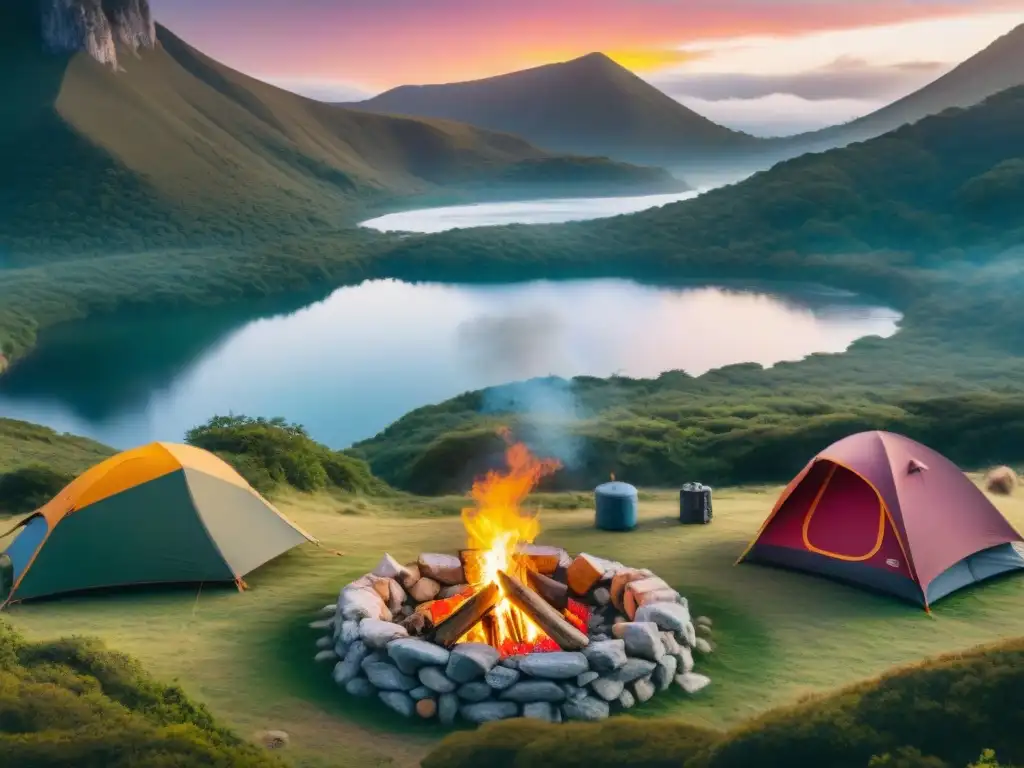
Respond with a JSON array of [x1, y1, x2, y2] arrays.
[[985, 466, 1018, 495]]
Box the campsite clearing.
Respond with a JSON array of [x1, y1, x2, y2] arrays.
[[3, 483, 1024, 768]]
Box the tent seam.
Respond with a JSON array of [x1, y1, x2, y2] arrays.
[[876, 432, 925, 591]]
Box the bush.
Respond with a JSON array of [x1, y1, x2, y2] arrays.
[[0, 464, 73, 515], [0, 621, 280, 767], [422, 639, 1024, 768], [185, 414, 390, 496]]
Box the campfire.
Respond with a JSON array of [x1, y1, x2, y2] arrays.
[[314, 436, 717, 726]]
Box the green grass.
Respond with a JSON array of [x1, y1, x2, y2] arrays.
[[4, 484, 1024, 767], [0, 418, 115, 475]]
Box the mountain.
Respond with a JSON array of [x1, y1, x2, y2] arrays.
[[343, 52, 761, 172], [0, 1, 677, 263], [785, 23, 1024, 152]]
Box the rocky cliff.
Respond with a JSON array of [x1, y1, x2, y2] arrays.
[[40, 0, 155, 67]]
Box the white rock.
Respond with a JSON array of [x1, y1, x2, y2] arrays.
[[590, 677, 624, 701], [359, 618, 408, 648], [372, 553, 406, 580], [308, 618, 333, 631], [676, 672, 712, 694], [654, 655, 678, 691], [339, 587, 390, 622], [316, 635, 334, 650], [617, 689, 635, 709], [633, 677, 656, 703], [677, 645, 695, 674], [320, 603, 338, 615], [418, 553, 465, 586], [694, 637, 713, 655], [397, 563, 421, 590], [314, 649, 339, 664], [635, 602, 691, 634], [385, 579, 406, 614], [593, 587, 611, 606], [408, 577, 441, 603], [683, 622, 697, 648], [695, 615, 713, 629]]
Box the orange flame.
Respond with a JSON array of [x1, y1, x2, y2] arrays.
[[459, 431, 561, 647]]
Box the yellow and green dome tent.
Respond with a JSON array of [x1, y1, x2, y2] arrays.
[[0, 442, 316, 607]]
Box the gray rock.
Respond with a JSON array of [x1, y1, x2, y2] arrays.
[[309, 618, 333, 631], [591, 633, 610, 642], [418, 665, 457, 693], [593, 587, 611, 606], [485, 665, 520, 691], [616, 622, 665, 662], [661, 631, 682, 658], [360, 651, 386, 670], [501, 655, 525, 670], [590, 677, 625, 701], [439, 692, 459, 725], [387, 638, 451, 674], [677, 646, 695, 674], [410, 685, 434, 701], [341, 620, 360, 645], [694, 637, 713, 655], [457, 681, 492, 702], [321, 602, 338, 615], [379, 691, 415, 717], [607, 658, 657, 683], [561, 683, 586, 701], [562, 696, 610, 721], [522, 701, 558, 722], [617, 689, 635, 709], [519, 652, 589, 680], [372, 553, 407, 580], [635, 602, 691, 634], [316, 635, 334, 650], [446, 643, 500, 683], [676, 672, 712, 694], [553, 707, 564, 724], [633, 677, 656, 703], [460, 701, 519, 724], [314, 649, 339, 664], [359, 618, 408, 649], [582, 640, 627, 673], [576, 671, 599, 687], [500, 681, 566, 703], [654, 655, 678, 691], [344, 677, 375, 698], [695, 615, 713, 629], [697, 623, 713, 638], [331, 641, 368, 687], [364, 662, 417, 691]]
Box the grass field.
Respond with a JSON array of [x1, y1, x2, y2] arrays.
[[4, 482, 1023, 768]]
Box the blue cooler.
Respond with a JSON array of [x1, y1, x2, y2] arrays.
[[594, 481, 639, 531]]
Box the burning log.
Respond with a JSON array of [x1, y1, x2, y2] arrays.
[[497, 570, 589, 650], [526, 569, 569, 611], [459, 549, 487, 585], [430, 583, 501, 648]]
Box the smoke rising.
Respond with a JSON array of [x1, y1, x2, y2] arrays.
[[456, 310, 588, 469]]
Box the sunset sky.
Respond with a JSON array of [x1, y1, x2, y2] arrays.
[[151, 0, 1024, 135]]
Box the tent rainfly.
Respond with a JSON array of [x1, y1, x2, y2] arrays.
[[737, 431, 1024, 609], [0, 442, 317, 607]]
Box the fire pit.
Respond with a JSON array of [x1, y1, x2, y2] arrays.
[[310, 440, 715, 725]]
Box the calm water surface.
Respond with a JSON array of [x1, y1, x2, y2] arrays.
[[0, 279, 900, 450], [360, 189, 704, 233]]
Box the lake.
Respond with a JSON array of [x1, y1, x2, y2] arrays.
[[0, 278, 900, 451], [360, 189, 704, 233]]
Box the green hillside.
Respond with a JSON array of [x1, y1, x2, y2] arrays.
[[0, 3, 675, 263]]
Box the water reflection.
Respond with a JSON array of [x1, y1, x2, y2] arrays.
[[0, 279, 900, 449]]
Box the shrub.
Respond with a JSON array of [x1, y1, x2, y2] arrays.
[[0, 621, 281, 767], [422, 639, 1024, 768], [185, 415, 389, 496], [984, 466, 1017, 495], [0, 464, 73, 515]]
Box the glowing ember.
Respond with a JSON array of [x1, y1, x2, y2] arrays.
[[459, 431, 562, 652]]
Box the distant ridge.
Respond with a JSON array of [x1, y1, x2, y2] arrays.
[[784, 23, 1024, 150], [344, 52, 761, 170], [0, 5, 681, 262]]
